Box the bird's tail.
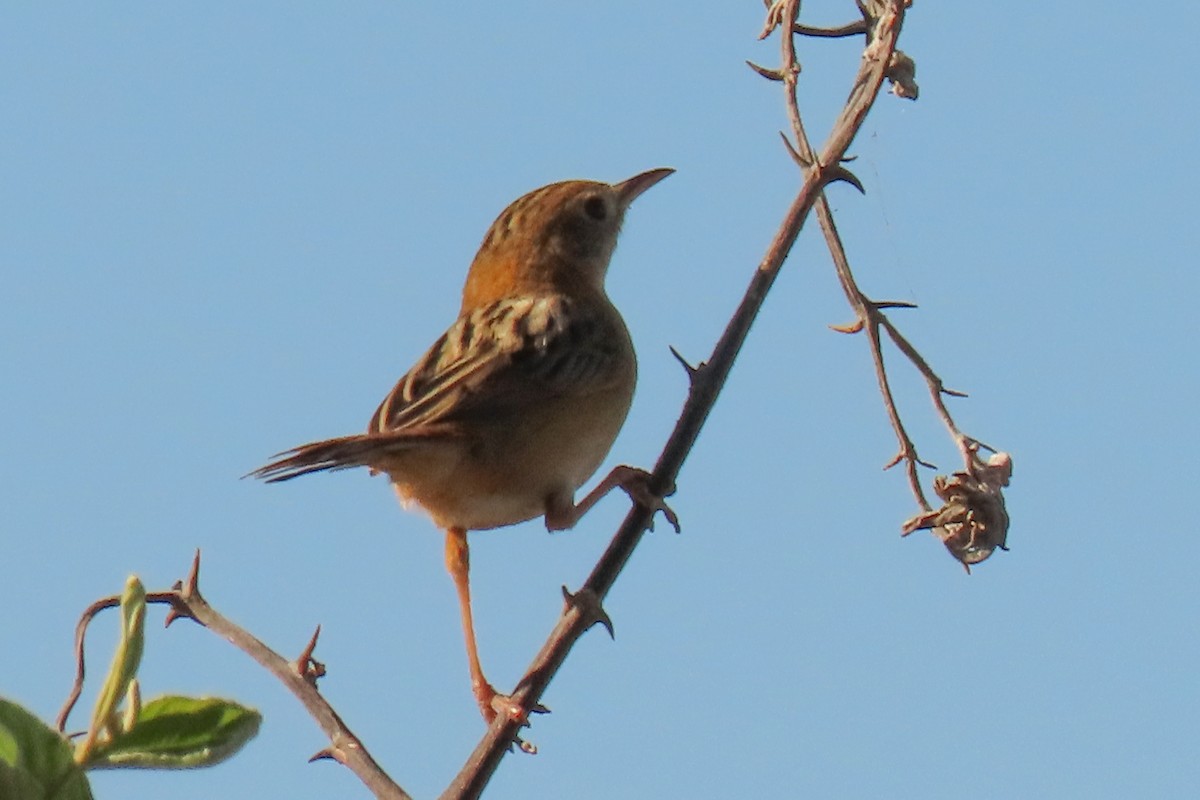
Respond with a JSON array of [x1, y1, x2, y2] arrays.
[[247, 428, 454, 483]]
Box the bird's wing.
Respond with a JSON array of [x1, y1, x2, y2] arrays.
[[368, 294, 629, 434]]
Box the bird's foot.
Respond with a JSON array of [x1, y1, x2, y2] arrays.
[[474, 680, 525, 725], [612, 466, 681, 533]]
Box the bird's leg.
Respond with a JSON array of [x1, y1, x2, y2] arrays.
[[545, 465, 680, 533], [443, 527, 522, 723]]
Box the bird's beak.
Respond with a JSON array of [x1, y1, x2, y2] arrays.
[[614, 167, 675, 209]]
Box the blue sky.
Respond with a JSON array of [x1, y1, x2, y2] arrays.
[[3, 2, 1197, 798]]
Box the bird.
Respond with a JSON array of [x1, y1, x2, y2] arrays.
[[250, 168, 676, 723]]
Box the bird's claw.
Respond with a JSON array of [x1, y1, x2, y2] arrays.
[[473, 680, 526, 726], [615, 467, 681, 533]]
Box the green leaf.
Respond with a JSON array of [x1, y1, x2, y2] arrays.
[[96, 577, 147, 729], [0, 698, 94, 800], [87, 696, 261, 770], [76, 576, 146, 764]]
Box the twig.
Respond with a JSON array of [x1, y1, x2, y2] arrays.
[[771, 0, 944, 509], [768, 0, 938, 511], [440, 2, 910, 797], [56, 592, 178, 733], [58, 552, 411, 800], [819, 198, 935, 509]]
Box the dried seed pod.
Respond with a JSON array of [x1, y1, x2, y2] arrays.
[[903, 452, 1012, 571]]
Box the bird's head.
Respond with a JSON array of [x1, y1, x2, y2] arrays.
[[461, 168, 674, 310]]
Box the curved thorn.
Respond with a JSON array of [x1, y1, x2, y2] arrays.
[[294, 625, 325, 682], [829, 319, 864, 334], [595, 607, 615, 639], [778, 132, 809, 168], [298, 625, 322, 662], [840, 154, 859, 163], [562, 586, 616, 639], [308, 747, 338, 763], [827, 165, 865, 194], [757, 2, 786, 40], [745, 60, 785, 81], [793, 20, 869, 38], [182, 549, 202, 598], [668, 345, 698, 378], [162, 589, 197, 628], [943, 388, 969, 398], [874, 300, 918, 310]]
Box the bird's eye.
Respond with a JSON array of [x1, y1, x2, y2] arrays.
[[583, 196, 608, 221]]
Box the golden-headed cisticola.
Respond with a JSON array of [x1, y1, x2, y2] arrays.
[[251, 168, 676, 722]]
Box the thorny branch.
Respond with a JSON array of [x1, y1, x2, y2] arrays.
[[768, 0, 1011, 570], [58, 552, 411, 800]]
